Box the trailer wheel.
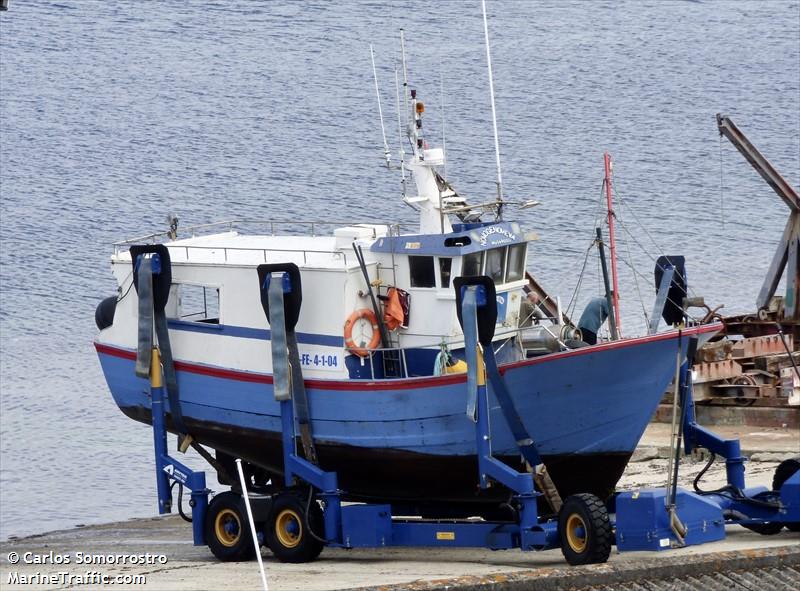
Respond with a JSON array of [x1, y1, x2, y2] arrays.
[[774, 457, 800, 532], [205, 492, 257, 562], [558, 493, 612, 566], [266, 492, 324, 563]]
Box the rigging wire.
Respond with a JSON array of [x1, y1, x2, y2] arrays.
[[719, 133, 726, 231], [620, 213, 651, 327], [566, 180, 607, 319], [565, 241, 596, 319], [569, 164, 708, 332]]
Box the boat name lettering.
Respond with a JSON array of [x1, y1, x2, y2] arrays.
[[478, 226, 517, 246]]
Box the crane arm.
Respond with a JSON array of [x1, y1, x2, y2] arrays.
[[716, 113, 800, 212]]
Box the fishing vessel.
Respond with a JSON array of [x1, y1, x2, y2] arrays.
[[94, 41, 719, 518]]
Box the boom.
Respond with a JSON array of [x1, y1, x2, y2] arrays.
[[716, 113, 800, 317]]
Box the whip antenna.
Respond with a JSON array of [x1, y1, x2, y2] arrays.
[[394, 65, 408, 199], [400, 29, 410, 130], [481, 0, 504, 215], [370, 44, 391, 168]]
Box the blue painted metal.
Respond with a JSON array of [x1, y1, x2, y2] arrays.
[[615, 489, 726, 551], [370, 222, 525, 256], [341, 505, 392, 547], [679, 345, 800, 529], [134, 252, 162, 275], [150, 360, 209, 546], [268, 270, 342, 544], [780, 470, 800, 521], [138, 254, 209, 546], [150, 380, 171, 515], [452, 285, 547, 551], [683, 374, 747, 490]]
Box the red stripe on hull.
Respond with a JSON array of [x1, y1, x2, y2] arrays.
[[94, 322, 721, 391]]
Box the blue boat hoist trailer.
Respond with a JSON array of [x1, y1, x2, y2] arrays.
[[131, 252, 800, 566]]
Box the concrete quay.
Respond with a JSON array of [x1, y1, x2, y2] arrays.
[[1, 424, 797, 591]]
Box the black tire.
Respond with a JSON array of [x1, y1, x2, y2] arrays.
[[774, 457, 800, 532], [265, 492, 324, 563], [205, 492, 257, 562], [558, 493, 612, 566]]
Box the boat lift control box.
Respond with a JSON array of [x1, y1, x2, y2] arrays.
[[341, 504, 393, 547], [615, 489, 726, 552]]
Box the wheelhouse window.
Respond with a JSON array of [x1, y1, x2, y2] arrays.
[[505, 243, 527, 282], [462, 251, 483, 277], [168, 284, 220, 324], [438, 257, 452, 288], [485, 247, 506, 283], [409, 256, 436, 288]]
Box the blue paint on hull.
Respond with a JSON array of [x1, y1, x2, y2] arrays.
[[97, 334, 686, 459]]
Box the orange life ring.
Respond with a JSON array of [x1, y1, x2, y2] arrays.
[[343, 308, 381, 357]]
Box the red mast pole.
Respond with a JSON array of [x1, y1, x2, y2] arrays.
[[604, 152, 622, 336]]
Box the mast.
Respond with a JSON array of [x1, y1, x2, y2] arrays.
[[603, 152, 621, 335], [481, 0, 504, 216]]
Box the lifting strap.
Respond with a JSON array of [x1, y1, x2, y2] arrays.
[[484, 340, 562, 510], [265, 270, 318, 465], [482, 346, 542, 468], [134, 253, 187, 437], [455, 277, 543, 468]]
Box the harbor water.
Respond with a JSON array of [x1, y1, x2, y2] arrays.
[[1, 0, 798, 539]]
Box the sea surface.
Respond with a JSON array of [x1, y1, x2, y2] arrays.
[[1, 0, 798, 540]]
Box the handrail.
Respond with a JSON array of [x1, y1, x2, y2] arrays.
[[171, 244, 349, 266], [113, 219, 416, 249]]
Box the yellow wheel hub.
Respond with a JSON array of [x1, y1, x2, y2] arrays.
[[275, 508, 303, 549], [565, 513, 588, 553], [214, 508, 242, 548]]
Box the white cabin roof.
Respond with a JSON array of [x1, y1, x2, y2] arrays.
[[115, 232, 361, 269]]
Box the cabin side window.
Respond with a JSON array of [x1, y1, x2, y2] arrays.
[[167, 284, 220, 324], [485, 247, 506, 283], [462, 252, 483, 277], [409, 256, 436, 288], [438, 257, 452, 288], [505, 243, 527, 282]]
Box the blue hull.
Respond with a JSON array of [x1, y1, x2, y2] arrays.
[[96, 325, 718, 504]]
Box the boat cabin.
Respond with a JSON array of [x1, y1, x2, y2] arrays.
[[103, 221, 534, 382]]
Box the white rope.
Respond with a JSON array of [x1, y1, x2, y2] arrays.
[[236, 459, 269, 591]]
